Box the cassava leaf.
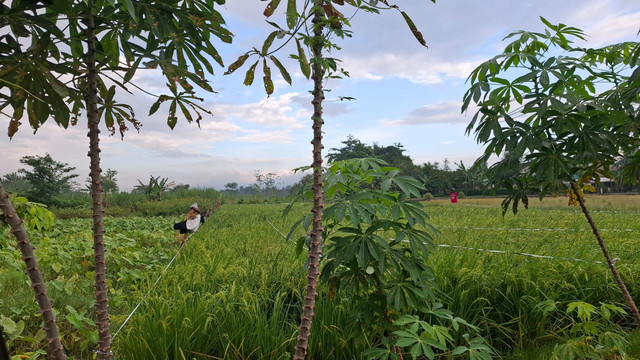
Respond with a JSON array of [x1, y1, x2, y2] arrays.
[[270, 55, 292, 85], [244, 60, 259, 86], [224, 54, 250, 75], [401, 11, 427, 48], [263, 0, 282, 17], [262, 58, 274, 96]]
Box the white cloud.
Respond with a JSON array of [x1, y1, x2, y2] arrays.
[[233, 129, 294, 144], [343, 54, 479, 85], [582, 10, 640, 46], [382, 101, 470, 126], [213, 92, 305, 129]]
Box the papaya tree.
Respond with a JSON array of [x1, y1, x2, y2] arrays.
[[224, 0, 434, 357], [463, 17, 640, 327], [1, 1, 232, 358]]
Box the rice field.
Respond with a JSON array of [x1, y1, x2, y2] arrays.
[[114, 195, 640, 359], [2, 194, 640, 359]]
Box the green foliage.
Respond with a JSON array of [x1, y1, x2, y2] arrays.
[[134, 175, 175, 201], [0, 216, 183, 357], [365, 305, 493, 360], [0, 172, 31, 196], [463, 17, 640, 214], [287, 158, 437, 325], [17, 154, 78, 205], [328, 135, 418, 177], [551, 302, 629, 360], [0, 194, 55, 233], [225, 0, 431, 97], [85, 169, 119, 194], [4, 200, 640, 358], [1, 0, 232, 138]]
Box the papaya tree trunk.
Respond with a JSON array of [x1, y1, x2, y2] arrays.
[[84, 12, 113, 359], [571, 183, 640, 328], [0, 184, 67, 360], [293, 3, 326, 359]]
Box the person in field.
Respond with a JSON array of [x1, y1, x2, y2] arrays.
[[173, 202, 204, 247]]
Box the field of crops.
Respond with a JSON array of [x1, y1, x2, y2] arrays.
[[2, 195, 640, 359]]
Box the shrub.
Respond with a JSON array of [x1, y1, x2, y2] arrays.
[[423, 192, 434, 201]]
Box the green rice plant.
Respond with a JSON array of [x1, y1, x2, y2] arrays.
[[4, 197, 640, 358]]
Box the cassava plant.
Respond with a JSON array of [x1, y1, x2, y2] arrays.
[[286, 159, 491, 359], [463, 17, 640, 327], [225, 1, 434, 357], [1, 1, 232, 358], [0, 183, 65, 359]]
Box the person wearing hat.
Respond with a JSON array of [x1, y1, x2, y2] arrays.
[[173, 202, 205, 246]]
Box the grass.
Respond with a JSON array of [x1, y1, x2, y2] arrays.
[[3, 194, 640, 359], [113, 197, 640, 359]]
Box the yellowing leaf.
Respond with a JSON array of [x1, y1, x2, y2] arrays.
[[401, 11, 427, 48]]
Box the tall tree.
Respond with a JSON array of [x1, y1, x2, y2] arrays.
[[328, 135, 417, 176], [327, 135, 375, 162], [18, 154, 79, 205], [85, 168, 119, 194], [463, 17, 640, 327], [1, 1, 232, 358], [0, 172, 31, 196], [225, 1, 434, 357]]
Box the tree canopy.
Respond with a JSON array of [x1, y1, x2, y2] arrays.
[[18, 154, 79, 205], [463, 16, 640, 213]]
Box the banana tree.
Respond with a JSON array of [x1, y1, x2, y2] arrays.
[[463, 17, 640, 327]]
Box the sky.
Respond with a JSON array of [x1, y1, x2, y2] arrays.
[[1, 1, 639, 191]]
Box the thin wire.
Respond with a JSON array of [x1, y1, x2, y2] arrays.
[[439, 226, 638, 232], [433, 243, 604, 264], [265, 218, 609, 265], [111, 232, 194, 341]]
